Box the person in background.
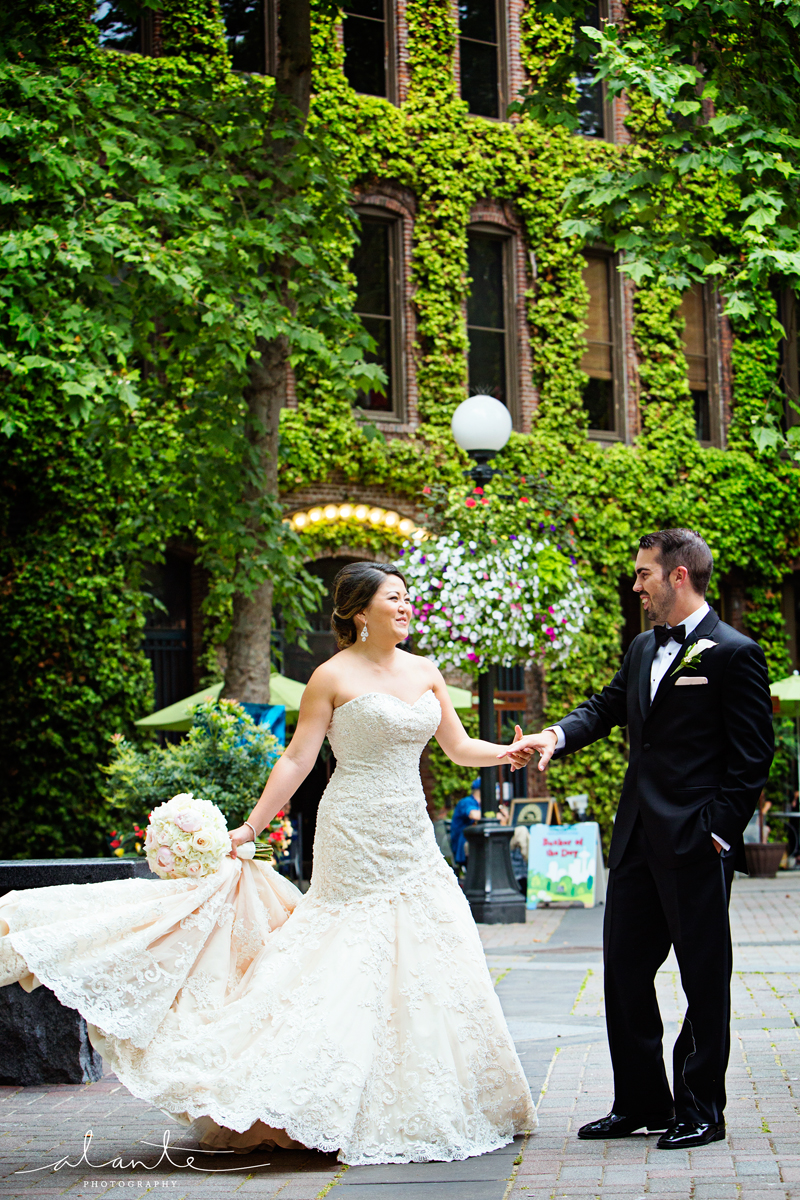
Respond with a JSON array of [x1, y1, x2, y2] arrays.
[[509, 823, 529, 895], [450, 778, 482, 871], [497, 803, 529, 894]]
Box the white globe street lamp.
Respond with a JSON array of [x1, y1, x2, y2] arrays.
[[449, 396, 525, 922], [451, 394, 512, 484]]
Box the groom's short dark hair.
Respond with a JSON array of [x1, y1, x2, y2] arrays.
[[639, 529, 713, 595]]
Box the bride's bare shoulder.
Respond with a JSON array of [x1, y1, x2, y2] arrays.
[[307, 651, 353, 695], [403, 652, 442, 688]]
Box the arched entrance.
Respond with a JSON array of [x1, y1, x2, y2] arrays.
[[273, 554, 362, 879]]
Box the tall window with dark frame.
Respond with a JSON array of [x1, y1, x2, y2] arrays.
[[467, 232, 508, 407], [93, 1, 155, 54], [574, 2, 606, 138], [459, 0, 501, 118], [352, 216, 396, 413], [581, 252, 615, 431], [680, 284, 711, 441], [220, 0, 271, 74], [142, 553, 194, 712], [343, 0, 389, 98], [778, 289, 800, 433]]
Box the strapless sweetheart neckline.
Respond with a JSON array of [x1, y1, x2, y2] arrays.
[[332, 687, 437, 714]]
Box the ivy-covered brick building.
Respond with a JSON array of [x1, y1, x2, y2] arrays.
[[2, 0, 799, 856]]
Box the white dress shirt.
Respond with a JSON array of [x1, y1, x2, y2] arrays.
[[548, 600, 729, 850], [648, 600, 709, 700]]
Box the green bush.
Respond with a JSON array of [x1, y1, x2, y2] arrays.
[[103, 700, 282, 840]]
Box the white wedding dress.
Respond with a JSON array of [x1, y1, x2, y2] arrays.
[[0, 689, 535, 1165]]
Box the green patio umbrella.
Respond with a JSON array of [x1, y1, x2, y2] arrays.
[[446, 684, 473, 711], [135, 676, 474, 732], [134, 672, 306, 732], [770, 673, 800, 800]]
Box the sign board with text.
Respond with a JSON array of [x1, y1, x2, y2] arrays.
[[526, 821, 606, 909]]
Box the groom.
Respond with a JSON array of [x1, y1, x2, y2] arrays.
[[510, 529, 774, 1148]]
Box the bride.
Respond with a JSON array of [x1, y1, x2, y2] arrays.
[[0, 561, 537, 1165]]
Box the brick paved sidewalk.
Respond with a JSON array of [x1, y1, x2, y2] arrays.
[[507, 873, 800, 1200], [1, 873, 798, 1199]]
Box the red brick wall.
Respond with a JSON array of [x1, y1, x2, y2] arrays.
[[281, 475, 427, 523]]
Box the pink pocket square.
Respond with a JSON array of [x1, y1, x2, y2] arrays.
[[675, 676, 708, 686]]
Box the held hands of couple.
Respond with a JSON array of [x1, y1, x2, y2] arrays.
[[497, 728, 558, 773]]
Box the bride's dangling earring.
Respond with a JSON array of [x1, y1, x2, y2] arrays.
[[361, 620, 369, 643]]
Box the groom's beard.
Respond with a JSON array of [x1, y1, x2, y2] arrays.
[[642, 579, 674, 625]]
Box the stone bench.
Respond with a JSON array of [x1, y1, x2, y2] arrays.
[[0, 858, 151, 1086]]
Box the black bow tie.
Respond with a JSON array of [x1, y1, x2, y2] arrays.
[[654, 624, 686, 648]]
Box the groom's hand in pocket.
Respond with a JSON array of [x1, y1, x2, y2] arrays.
[[499, 728, 558, 773]]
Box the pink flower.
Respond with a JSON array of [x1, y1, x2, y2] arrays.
[[173, 840, 189, 856], [465, 498, 476, 508], [157, 846, 175, 869], [186, 861, 202, 876], [174, 811, 202, 832]]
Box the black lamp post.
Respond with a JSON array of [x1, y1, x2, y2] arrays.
[[451, 395, 526, 924]]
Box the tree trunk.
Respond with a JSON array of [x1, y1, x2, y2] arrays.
[[221, 0, 312, 704], [276, 0, 311, 114], [222, 336, 286, 703]]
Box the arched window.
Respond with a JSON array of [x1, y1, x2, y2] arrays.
[[351, 209, 405, 417], [777, 289, 800, 442], [680, 283, 721, 445], [581, 249, 625, 437], [466, 227, 518, 420]]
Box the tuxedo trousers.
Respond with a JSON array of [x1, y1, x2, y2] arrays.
[[604, 814, 735, 1125]]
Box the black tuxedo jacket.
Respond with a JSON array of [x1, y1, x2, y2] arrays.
[[554, 608, 774, 871]]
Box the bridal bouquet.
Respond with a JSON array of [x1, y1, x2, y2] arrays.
[[145, 792, 260, 880]]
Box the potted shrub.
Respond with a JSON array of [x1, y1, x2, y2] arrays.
[[743, 796, 787, 878]]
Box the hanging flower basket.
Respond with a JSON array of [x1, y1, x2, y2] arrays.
[[401, 531, 589, 677]]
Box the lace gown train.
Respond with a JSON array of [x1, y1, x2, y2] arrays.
[[0, 689, 536, 1165]]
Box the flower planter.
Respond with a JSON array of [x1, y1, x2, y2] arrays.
[[744, 842, 787, 878]]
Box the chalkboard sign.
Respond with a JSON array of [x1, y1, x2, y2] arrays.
[[508, 799, 561, 827], [526, 822, 606, 909]]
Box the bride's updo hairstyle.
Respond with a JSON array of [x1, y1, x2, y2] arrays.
[[331, 561, 408, 649]]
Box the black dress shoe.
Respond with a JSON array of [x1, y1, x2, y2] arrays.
[[656, 1121, 726, 1149], [578, 1110, 675, 1139]]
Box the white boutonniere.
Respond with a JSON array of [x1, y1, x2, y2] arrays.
[[671, 638, 718, 676]]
